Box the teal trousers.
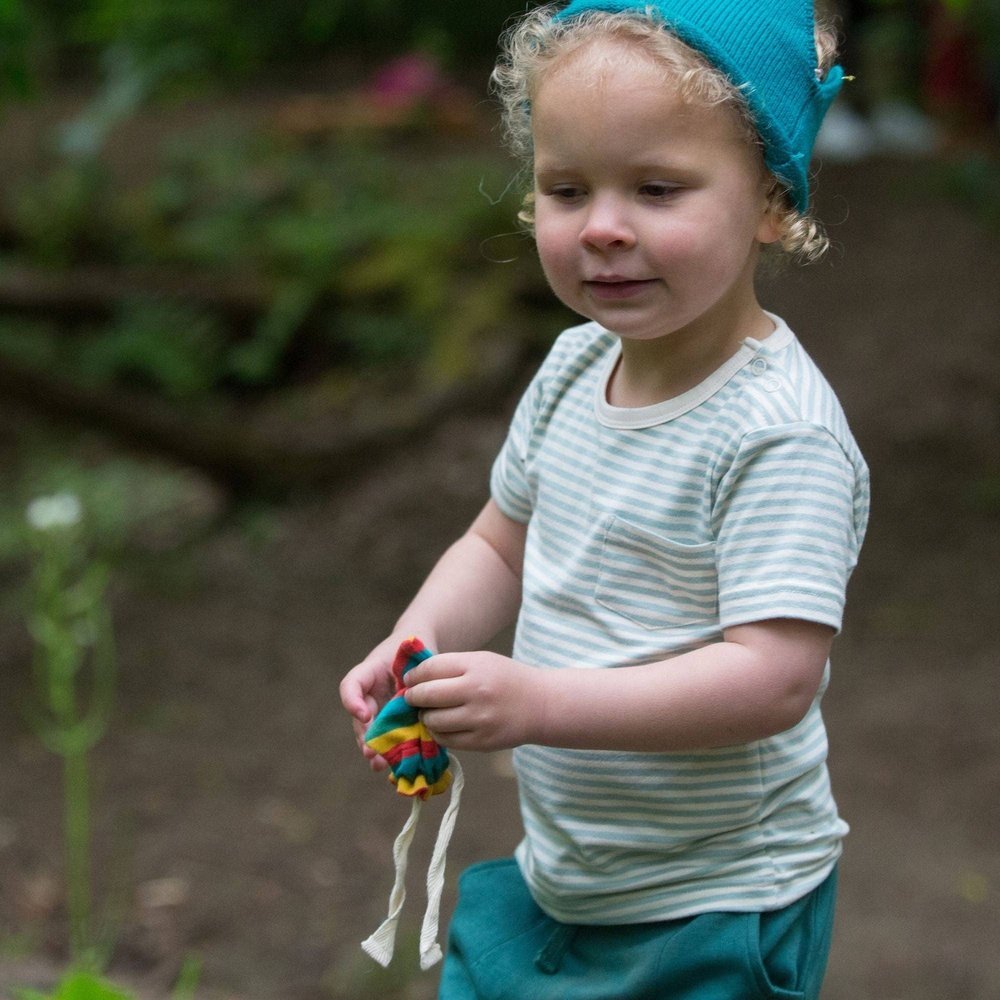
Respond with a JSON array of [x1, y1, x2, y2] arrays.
[[439, 858, 838, 1000]]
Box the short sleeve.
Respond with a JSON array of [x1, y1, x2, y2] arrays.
[[489, 373, 542, 525], [490, 320, 614, 526], [712, 423, 868, 632]]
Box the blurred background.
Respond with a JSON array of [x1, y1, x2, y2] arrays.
[[0, 1, 997, 998]]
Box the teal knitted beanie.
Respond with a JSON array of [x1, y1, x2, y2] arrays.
[[552, 0, 844, 212]]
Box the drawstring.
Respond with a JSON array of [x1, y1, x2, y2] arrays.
[[363, 755, 465, 970], [534, 921, 578, 975], [419, 755, 464, 966]]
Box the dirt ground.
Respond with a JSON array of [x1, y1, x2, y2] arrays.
[[1, 153, 999, 1000]]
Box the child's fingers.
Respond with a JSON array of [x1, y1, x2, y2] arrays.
[[418, 705, 464, 735], [405, 654, 465, 688], [352, 717, 389, 771], [339, 676, 368, 719], [360, 739, 389, 771], [345, 699, 370, 725], [404, 678, 458, 709], [340, 666, 384, 723]]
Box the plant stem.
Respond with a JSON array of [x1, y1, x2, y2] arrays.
[[64, 748, 92, 962]]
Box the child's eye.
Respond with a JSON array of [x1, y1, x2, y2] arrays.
[[546, 184, 585, 202], [640, 182, 680, 199]]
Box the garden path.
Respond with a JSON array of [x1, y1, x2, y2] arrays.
[[1, 155, 999, 999]]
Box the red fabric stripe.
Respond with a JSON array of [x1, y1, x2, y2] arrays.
[[381, 735, 444, 765]]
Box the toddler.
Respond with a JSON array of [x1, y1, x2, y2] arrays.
[[341, 1, 870, 997]]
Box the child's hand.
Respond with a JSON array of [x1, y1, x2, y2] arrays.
[[340, 633, 417, 771], [403, 652, 545, 753]]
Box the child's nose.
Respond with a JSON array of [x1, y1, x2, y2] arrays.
[[579, 196, 635, 251]]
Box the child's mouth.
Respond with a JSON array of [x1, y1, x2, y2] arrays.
[[584, 278, 657, 300]]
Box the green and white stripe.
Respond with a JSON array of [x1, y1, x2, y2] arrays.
[[491, 315, 869, 923]]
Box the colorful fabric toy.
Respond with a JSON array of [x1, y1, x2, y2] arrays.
[[363, 637, 452, 799], [361, 637, 464, 970]]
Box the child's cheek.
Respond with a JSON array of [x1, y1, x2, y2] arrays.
[[652, 219, 731, 278], [534, 222, 579, 289], [533, 217, 561, 262]]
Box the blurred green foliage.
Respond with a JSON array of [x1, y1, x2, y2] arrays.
[[1, 0, 32, 99], [0, 428, 219, 565], [14, 956, 201, 999], [3, 129, 527, 398], [969, 0, 1000, 63], [15, 969, 132, 1000], [23, 493, 115, 966], [930, 155, 1000, 230], [1, 0, 538, 419], [19, 0, 531, 82], [0, 2, 535, 402]]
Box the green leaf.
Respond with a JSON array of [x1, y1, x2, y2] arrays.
[[0, 0, 33, 100], [227, 281, 318, 384], [14, 970, 134, 1000]]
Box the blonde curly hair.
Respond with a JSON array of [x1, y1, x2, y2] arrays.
[[491, 3, 841, 264]]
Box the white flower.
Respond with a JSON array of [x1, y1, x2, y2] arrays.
[[26, 493, 84, 532]]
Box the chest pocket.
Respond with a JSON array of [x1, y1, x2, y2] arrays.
[[595, 516, 719, 630]]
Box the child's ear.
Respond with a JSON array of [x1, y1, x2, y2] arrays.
[[756, 174, 784, 245], [756, 216, 781, 246], [755, 195, 783, 246]]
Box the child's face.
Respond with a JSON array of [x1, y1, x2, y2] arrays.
[[531, 37, 779, 347]]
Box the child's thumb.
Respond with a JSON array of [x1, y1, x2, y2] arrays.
[[339, 681, 371, 723]]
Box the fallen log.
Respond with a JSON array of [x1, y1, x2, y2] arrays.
[[0, 262, 273, 325], [0, 340, 526, 496]]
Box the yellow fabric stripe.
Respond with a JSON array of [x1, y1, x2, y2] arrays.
[[366, 723, 426, 755], [393, 771, 453, 798]]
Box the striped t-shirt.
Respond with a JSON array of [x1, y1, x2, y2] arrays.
[[490, 315, 869, 924]]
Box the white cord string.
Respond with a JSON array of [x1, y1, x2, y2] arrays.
[[361, 754, 464, 970], [419, 755, 464, 969], [361, 796, 423, 966]]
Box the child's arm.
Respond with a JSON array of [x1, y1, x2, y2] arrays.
[[403, 617, 834, 753], [339, 499, 526, 767]]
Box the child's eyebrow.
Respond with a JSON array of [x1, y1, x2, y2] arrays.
[[534, 158, 704, 183], [533, 163, 578, 179]]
